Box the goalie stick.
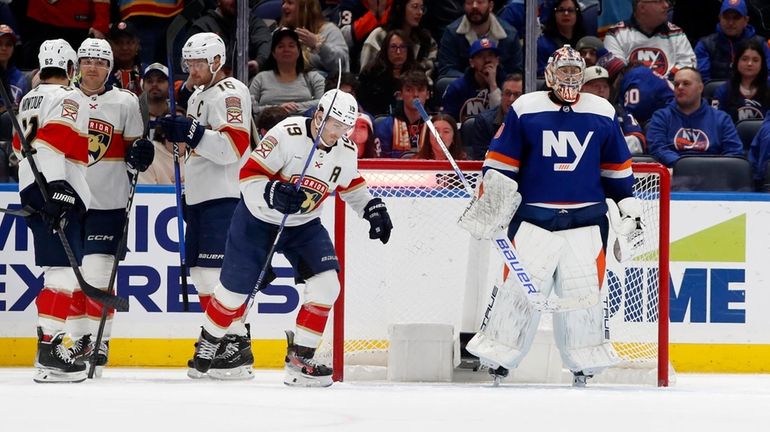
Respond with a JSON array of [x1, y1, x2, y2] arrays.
[[413, 100, 598, 313], [0, 77, 129, 312], [88, 95, 151, 378]]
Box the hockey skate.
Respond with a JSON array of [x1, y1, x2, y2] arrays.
[[33, 327, 87, 383], [189, 327, 222, 376], [67, 334, 93, 365], [572, 371, 593, 388], [488, 365, 509, 387], [87, 340, 109, 378], [283, 330, 333, 387], [208, 325, 255, 380]]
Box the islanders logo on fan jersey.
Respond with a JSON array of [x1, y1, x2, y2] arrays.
[[629, 47, 669, 76], [674, 128, 710, 151], [88, 119, 114, 165], [289, 174, 329, 213]]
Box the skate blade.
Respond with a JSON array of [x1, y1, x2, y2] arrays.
[[283, 370, 333, 388], [187, 368, 207, 379], [208, 366, 255, 381], [33, 367, 87, 383]]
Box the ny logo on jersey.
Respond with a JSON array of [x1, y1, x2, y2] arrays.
[[674, 128, 710, 151], [542, 130, 594, 171], [630, 47, 669, 76]]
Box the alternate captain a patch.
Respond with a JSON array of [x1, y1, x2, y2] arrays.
[[225, 96, 243, 123], [61, 98, 79, 121]]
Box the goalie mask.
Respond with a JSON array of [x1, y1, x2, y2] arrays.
[[545, 45, 585, 103]]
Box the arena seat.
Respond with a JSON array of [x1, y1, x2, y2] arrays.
[[460, 116, 477, 159], [736, 119, 764, 152], [703, 80, 726, 104], [672, 155, 754, 192]]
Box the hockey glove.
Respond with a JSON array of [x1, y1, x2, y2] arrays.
[[158, 115, 204, 148], [363, 198, 392, 244], [126, 138, 155, 172], [264, 180, 305, 214], [42, 180, 77, 231]]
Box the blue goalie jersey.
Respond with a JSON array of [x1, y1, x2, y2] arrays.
[[483, 91, 634, 206]]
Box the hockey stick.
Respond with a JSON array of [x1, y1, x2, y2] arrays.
[[242, 63, 344, 318], [166, 52, 189, 312], [413, 100, 598, 313], [0, 205, 35, 217], [0, 77, 129, 312], [88, 96, 151, 378]]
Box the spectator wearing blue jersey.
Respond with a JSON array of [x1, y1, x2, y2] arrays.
[[748, 115, 770, 188], [442, 37, 503, 122], [694, 0, 770, 83], [647, 67, 743, 167], [617, 62, 674, 125], [469, 72, 522, 160], [437, 0, 522, 81], [581, 66, 646, 154], [536, 0, 587, 77], [0, 25, 30, 113], [712, 39, 770, 123]]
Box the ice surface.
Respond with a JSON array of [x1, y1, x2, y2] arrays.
[[1, 369, 768, 431]]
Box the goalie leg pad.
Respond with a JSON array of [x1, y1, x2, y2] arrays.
[[458, 169, 521, 240], [465, 277, 542, 369], [511, 222, 565, 296], [552, 225, 619, 374]]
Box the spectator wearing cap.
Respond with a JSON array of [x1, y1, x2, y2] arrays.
[[249, 27, 325, 118], [647, 67, 743, 167], [536, 0, 587, 77], [141, 63, 170, 122], [442, 37, 503, 122], [581, 65, 646, 154], [604, 0, 696, 78], [468, 72, 522, 160], [694, 0, 770, 83], [437, 0, 522, 82], [0, 24, 29, 113], [115, 0, 184, 65], [19, 0, 109, 70], [189, 0, 272, 80], [576, 35, 626, 79], [107, 21, 144, 96]]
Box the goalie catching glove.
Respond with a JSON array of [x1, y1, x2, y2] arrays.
[[363, 198, 392, 244], [458, 169, 521, 239]]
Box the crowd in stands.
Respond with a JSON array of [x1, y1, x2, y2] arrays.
[[2, 0, 770, 191]]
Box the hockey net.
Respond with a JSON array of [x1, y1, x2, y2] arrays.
[[318, 160, 671, 386]]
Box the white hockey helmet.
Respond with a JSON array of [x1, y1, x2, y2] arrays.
[[182, 32, 226, 73], [545, 44, 586, 103], [38, 39, 77, 72], [77, 38, 113, 69], [317, 89, 358, 127]]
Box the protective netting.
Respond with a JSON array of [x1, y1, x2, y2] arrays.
[[317, 162, 669, 384]]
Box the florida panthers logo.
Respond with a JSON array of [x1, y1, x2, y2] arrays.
[[674, 128, 710, 151], [630, 47, 669, 76], [88, 119, 114, 165], [289, 174, 329, 213]]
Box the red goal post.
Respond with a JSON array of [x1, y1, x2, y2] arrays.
[[327, 160, 671, 386]]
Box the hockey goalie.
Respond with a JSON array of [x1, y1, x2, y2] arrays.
[[458, 45, 644, 386]]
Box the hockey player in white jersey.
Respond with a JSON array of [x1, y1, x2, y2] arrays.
[[63, 38, 154, 377], [187, 89, 392, 387], [459, 45, 643, 386], [157, 32, 254, 380], [13, 39, 91, 382]]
